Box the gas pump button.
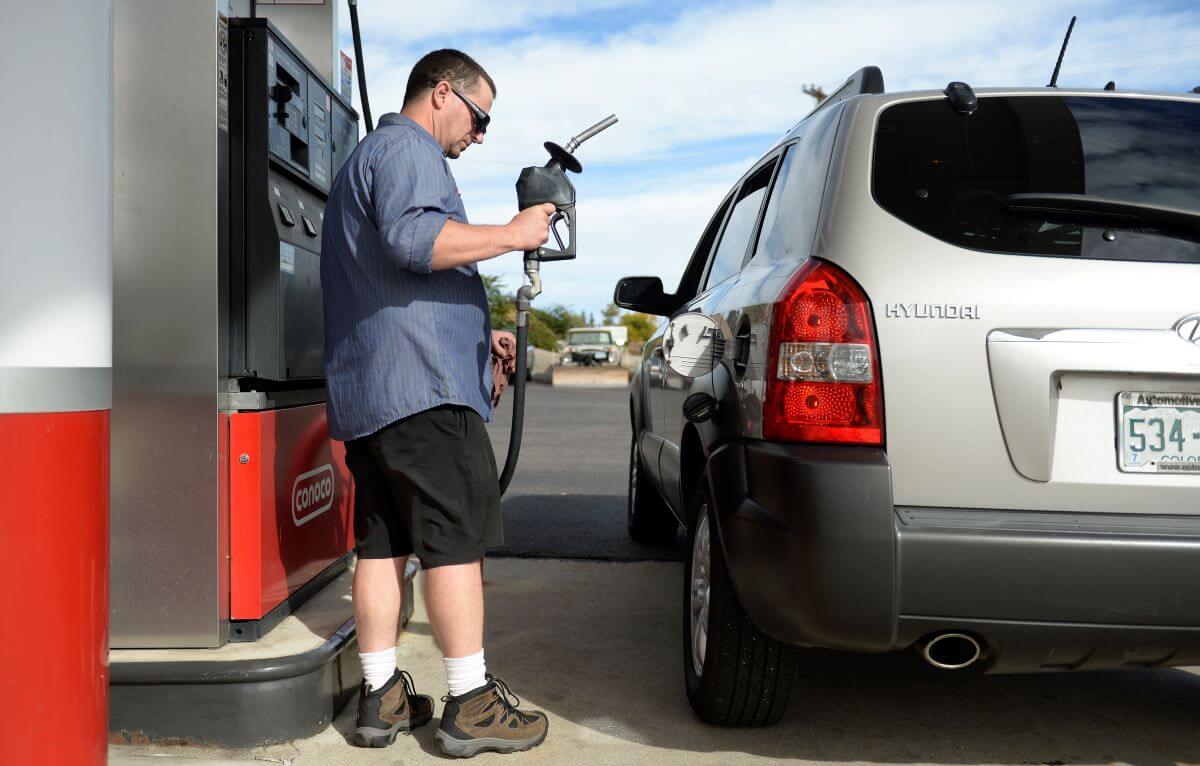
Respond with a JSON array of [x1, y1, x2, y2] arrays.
[[277, 203, 296, 227], [301, 215, 318, 237]]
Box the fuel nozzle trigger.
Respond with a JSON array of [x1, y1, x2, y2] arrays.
[[515, 115, 618, 262], [516, 151, 578, 261]]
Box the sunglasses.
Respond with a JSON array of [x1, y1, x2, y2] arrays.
[[447, 86, 490, 135]]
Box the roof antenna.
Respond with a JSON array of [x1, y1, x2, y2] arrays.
[[1047, 16, 1077, 87]]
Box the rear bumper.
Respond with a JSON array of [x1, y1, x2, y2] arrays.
[[567, 351, 613, 364], [705, 440, 1200, 672]]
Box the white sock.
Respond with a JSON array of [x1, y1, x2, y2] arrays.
[[360, 646, 397, 692], [444, 650, 487, 697]]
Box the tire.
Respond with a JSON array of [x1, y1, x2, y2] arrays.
[[627, 433, 679, 543], [683, 473, 799, 726]]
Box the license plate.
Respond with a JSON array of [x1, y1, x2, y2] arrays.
[[1118, 392, 1200, 473]]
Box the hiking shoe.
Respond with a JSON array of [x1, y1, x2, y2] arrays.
[[434, 675, 549, 758], [352, 669, 434, 747]]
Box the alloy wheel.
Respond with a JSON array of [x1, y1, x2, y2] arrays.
[[689, 509, 711, 677]]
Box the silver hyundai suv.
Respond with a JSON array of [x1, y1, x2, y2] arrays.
[[614, 67, 1200, 727]]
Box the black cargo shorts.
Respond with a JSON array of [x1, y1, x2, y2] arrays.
[[344, 405, 503, 568]]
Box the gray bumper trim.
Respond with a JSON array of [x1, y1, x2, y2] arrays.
[[0, 366, 111, 412], [897, 506, 1200, 628]]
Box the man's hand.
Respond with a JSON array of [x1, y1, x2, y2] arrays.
[[491, 330, 518, 406], [505, 204, 556, 253], [432, 204, 556, 273], [492, 330, 517, 360], [429, 203, 556, 271]]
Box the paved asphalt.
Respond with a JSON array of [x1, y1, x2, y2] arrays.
[[110, 383, 1200, 765], [484, 382, 688, 562]]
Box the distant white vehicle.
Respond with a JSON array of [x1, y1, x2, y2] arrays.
[[560, 326, 627, 366]]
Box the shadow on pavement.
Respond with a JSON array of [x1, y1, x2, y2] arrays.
[[491, 492, 686, 562], [452, 559, 1200, 765]]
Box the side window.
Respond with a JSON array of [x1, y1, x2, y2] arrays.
[[673, 194, 733, 303], [704, 163, 775, 290], [752, 104, 843, 263]]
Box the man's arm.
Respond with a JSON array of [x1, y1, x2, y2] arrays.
[[430, 204, 556, 271], [371, 137, 555, 274]]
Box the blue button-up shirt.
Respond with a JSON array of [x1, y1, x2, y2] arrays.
[[321, 112, 493, 441]]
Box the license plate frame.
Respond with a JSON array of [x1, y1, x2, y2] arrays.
[[1117, 391, 1200, 473]]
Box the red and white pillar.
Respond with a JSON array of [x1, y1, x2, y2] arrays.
[[0, 1, 113, 763]]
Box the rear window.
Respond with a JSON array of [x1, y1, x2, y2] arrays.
[[569, 332, 611, 345], [872, 95, 1200, 263]]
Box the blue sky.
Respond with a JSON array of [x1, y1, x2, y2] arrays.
[[337, 0, 1200, 318]]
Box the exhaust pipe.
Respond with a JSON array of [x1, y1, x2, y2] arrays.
[[919, 632, 983, 670]]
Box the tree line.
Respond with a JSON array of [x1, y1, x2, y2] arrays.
[[484, 275, 658, 351]]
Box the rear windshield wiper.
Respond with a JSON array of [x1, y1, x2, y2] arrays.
[[1005, 193, 1200, 234]]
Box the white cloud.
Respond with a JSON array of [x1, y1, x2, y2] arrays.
[[341, 0, 645, 48], [338, 0, 1200, 315]]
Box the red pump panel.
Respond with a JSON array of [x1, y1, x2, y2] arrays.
[[0, 411, 109, 765], [229, 405, 354, 621]]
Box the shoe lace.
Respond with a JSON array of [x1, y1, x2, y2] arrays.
[[397, 670, 422, 737], [490, 676, 536, 726], [438, 675, 536, 726], [399, 670, 417, 701]]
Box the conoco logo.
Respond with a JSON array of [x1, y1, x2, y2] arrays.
[[292, 464, 335, 527]]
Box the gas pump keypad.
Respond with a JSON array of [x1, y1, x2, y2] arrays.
[[277, 204, 295, 227]]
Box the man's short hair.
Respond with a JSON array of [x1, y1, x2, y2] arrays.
[[403, 49, 496, 105]]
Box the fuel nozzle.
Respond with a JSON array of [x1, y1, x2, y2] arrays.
[[516, 115, 619, 263], [544, 114, 619, 174]]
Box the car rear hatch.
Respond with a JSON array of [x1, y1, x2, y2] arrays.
[[824, 91, 1200, 516]]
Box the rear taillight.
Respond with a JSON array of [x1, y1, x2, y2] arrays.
[[764, 260, 883, 446]]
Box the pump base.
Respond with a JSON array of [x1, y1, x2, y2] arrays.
[[229, 553, 353, 643], [109, 562, 416, 747]]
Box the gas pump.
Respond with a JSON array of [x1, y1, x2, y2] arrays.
[[223, 19, 363, 640], [108, 3, 367, 746]]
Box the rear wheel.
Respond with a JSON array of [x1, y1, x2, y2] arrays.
[[683, 474, 798, 726], [627, 433, 679, 543]]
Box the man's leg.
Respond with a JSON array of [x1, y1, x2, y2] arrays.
[[354, 555, 409, 653], [351, 554, 434, 747], [423, 560, 484, 657], [427, 556, 549, 758], [424, 560, 488, 699], [354, 556, 408, 692]]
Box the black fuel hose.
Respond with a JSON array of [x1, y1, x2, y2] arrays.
[[347, 0, 373, 132], [497, 322, 528, 494]]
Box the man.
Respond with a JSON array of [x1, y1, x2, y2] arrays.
[[320, 49, 554, 758]]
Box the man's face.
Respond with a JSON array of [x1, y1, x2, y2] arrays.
[[441, 82, 493, 160]]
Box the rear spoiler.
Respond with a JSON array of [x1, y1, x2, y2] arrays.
[[811, 66, 885, 116], [786, 67, 884, 135]]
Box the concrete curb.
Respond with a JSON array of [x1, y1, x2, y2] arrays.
[[550, 365, 630, 387]]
